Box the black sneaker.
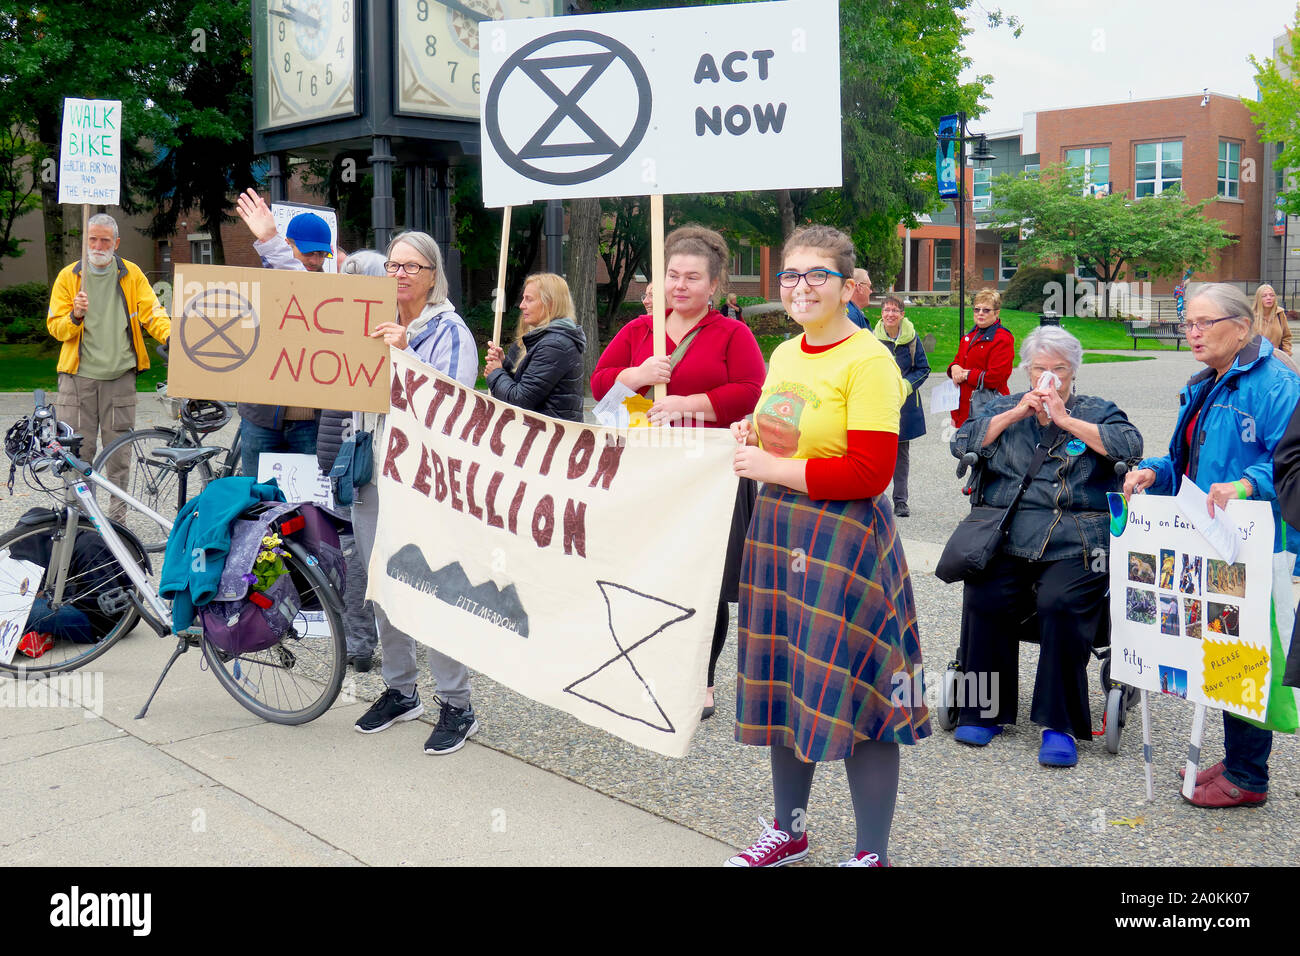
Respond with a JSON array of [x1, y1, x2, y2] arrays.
[[354, 687, 423, 734], [894, 501, 910, 517], [424, 697, 479, 755], [347, 653, 373, 673]]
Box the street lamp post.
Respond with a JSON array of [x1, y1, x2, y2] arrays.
[[937, 111, 995, 337]]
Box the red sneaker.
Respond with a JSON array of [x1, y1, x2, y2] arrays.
[[1184, 773, 1266, 808], [725, 818, 808, 867], [1178, 761, 1225, 786], [17, 631, 54, 659]]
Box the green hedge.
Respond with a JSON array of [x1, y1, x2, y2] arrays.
[[0, 282, 51, 344], [1002, 266, 1069, 313]]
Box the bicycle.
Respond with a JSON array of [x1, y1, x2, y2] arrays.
[[93, 383, 243, 554], [1, 391, 345, 725]]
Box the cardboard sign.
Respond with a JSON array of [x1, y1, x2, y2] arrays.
[[1109, 492, 1275, 720], [271, 202, 340, 275], [479, 0, 841, 206], [168, 264, 394, 412], [57, 98, 122, 205], [367, 349, 739, 757], [257, 453, 335, 509]]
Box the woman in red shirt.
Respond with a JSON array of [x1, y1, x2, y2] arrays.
[[948, 289, 1015, 427], [592, 225, 766, 718]]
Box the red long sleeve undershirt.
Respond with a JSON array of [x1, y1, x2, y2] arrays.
[[794, 335, 899, 500]]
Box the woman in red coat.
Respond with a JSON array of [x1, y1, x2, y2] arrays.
[[592, 225, 766, 718], [947, 289, 1015, 427]]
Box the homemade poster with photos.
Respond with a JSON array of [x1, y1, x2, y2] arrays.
[[1108, 490, 1274, 721]]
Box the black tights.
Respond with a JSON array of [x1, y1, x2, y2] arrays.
[[706, 600, 729, 687], [771, 741, 900, 859]]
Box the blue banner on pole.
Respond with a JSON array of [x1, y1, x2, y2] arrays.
[[937, 114, 960, 200]]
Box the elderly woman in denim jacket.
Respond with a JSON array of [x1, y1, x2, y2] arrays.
[[1126, 284, 1300, 807], [950, 326, 1143, 767]]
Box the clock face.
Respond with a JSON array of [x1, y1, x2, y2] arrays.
[[396, 0, 551, 120], [258, 0, 359, 130]]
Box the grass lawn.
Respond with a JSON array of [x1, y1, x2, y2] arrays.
[[0, 343, 167, 393], [755, 307, 1173, 367]]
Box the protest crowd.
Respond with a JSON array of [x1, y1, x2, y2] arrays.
[[29, 187, 1300, 868]]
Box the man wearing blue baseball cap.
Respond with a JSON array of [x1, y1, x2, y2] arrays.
[[284, 211, 334, 272], [232, 190, 334, 475]]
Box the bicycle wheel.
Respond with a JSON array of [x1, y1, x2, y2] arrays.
[[0, 516, 146, 677], [94, 427, 217, 553], [201, 538, 346, 724]]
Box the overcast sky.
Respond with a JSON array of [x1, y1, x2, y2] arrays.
[[959, 0, 1299, 133]]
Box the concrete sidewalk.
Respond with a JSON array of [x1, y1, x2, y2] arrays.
[[0, 632, 729, 866]]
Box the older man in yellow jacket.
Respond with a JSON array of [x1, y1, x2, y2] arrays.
[[46, 213, 170, 506]]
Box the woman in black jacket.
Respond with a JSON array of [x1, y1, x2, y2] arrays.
[[485, 273, 586, 421]]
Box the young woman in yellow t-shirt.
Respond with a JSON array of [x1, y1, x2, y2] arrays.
[[724, 225, 930, 867]]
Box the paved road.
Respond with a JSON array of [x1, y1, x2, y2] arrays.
[[2, 352, 1297, 866]]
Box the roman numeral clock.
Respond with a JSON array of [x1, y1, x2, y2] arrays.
[[252, 0, 553, 251]]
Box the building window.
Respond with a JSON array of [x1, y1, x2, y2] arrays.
[[1218, 141, 1241, 199], [934, 239, 952, 286], [973, 167, 992, 210], [189, 238, 213, 264], [732, 243, 760, 279], [1065, 147, 1110, 195], [1024, 163, 1039, 174], [999, 240, 1018, 282], [1134, 141, 1182, 197]]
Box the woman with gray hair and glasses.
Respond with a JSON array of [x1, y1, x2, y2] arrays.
[[1126, 283, 1300, 807], [950, 325, 1142, 767], [351, 231, 483, 756]]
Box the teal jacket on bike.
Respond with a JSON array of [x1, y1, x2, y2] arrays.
[[159, 477, 286, 631]]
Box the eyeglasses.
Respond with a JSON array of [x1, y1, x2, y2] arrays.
[[972, 307, 996, 314], [776, 269, 845, 288], [384, 260, 433, 276], [1028, 365, 1071, 379], [1177, 316, 1242, 333]]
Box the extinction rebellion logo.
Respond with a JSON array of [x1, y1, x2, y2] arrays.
[[485, 29, 652, 186]]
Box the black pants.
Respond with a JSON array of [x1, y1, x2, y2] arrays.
[[957, 553, 1107, 739]]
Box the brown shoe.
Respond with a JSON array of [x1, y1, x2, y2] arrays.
[[1177, 761, 1225, 786], [1184, 773, 1266, 808]]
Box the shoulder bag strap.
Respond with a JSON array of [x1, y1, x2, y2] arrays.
[[995, 423, 1064, 533], [667, 324, 705, 372]]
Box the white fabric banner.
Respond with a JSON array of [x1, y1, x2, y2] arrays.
[[1109, 492, 1275, 720], [366, 349, 739, 757]]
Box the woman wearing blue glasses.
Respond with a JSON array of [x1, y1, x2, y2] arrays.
[[725, 225, 929, 867]]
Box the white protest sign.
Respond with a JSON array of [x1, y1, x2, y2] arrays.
[[271, 202, 340, 274], [0, 551, 43, 666], [257, 453, 335, 510], [367, 349, 739, 757], [1109, 492, 1274, 721], [57, 98, 122, 205], [479, 0, 841, 206]]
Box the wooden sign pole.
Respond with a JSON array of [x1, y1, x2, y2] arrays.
[[79, 204, 89, 280], [650, 193, 666, 403], [491, 206, 512, 347]]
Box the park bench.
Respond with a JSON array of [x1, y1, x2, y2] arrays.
[[1123, 319, 1182, 350]]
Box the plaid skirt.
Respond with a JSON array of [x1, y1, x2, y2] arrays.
[[735, 486, 931, 761]]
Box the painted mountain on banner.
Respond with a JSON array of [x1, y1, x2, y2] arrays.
[[386, 544, 530, 637]]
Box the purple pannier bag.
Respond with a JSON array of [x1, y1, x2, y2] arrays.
[[201, 504, 304, 656]]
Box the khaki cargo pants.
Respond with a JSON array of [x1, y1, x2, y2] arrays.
[[56, 371, 136, 519]]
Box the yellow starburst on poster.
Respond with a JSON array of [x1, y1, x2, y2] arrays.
[[1202, 639, 1269, 717]]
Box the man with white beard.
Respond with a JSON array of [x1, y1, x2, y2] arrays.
[[46, 213, 171, 500]]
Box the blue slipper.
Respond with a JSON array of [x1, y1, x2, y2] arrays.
[[953, 725, 1002, 747], [1039, 729, 1078, 767]]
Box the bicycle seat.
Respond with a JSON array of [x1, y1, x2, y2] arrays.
[[149, 446, 223, 470]]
